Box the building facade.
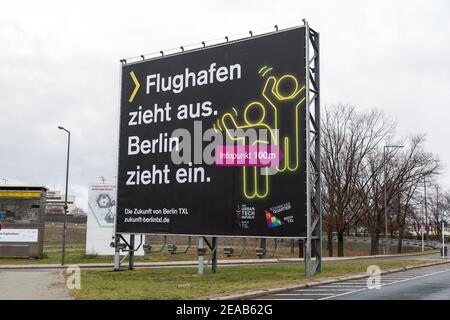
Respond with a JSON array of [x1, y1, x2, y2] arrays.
[[0, 186, 47, 258]]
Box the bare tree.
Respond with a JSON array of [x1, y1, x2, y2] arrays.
[[70, 206, 87, 216], [359, 135, 440, 254], [391, 137, 439, 251], [321, 104, 395, 256], [426, 185, 450, 238]]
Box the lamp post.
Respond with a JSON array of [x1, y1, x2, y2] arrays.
[[443, 220, 446, 259], [58, 126, 70, 266], [384, 145, 404, 255], [424, 177, 428, 241], [436, 186, 447, 259]]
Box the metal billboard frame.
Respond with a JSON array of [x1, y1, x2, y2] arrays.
[[304, 19, 322, 276], [113, 20, 322, 276]]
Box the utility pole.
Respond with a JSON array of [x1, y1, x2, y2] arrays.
[[421, 228, 424, 252], [384, 147, 387, 254], [436, 185, 439, 237], [384, 145, 404, 255], [424, 177, 428, 241], [442, 220, 445, 259], [436, 185, 445, 259]]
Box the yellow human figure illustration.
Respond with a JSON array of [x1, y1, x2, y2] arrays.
[[213, 67, 305, 200], [261, 71, 305, 173], [220, 102, 276, 200]]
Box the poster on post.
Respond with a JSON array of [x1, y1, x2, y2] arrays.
[[86, 183, 144, 255]]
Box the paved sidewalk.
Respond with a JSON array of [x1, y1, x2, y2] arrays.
[[0, 269, 71, 300], [0, 251, 440, 270]]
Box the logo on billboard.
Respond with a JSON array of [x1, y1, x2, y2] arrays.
[[235, 204, 255, 229], [265, 210, 285, 229], [265, 202, 295, 229]]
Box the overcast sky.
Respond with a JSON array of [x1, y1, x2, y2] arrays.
[[1, 0, 449, 210]]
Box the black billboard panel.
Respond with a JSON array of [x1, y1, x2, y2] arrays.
[[116, 27, 307, 237]]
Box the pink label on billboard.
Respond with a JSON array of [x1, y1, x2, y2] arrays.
[[215, 145, 283, 167]]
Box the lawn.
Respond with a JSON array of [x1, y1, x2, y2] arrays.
[[70, 259, 434, 300]]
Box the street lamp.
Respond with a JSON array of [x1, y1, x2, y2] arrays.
[[58, 126, 70, 266], [424, 177, 428, 241], [436, 186, 447, 259], [442, 220, 448, 259], [384, 145, 404, 255]]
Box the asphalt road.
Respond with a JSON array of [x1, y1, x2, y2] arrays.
[[257, 262, 450, 300]]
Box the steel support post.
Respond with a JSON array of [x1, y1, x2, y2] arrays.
[[211, 237, 218, 274], [114, 234, 120, 271], [260, 238, 266, 252], [198, 237, 205, 275], [129, 234, 135, 270], [304, 19, 322, 276], [299, 239, 304, 258]]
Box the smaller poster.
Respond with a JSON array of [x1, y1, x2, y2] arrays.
[[86, 183, 144, 256], [0, 229, 39, 243]]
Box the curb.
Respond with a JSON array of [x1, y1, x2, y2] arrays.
[[208, 260, 450, 300], [274, 250, 439, 264], [0, 259, 301, 270]]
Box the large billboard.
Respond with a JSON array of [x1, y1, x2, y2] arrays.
[[116, 27, 307, 238]]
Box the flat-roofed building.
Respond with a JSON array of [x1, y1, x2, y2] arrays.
[[0, 186, 47, 258]]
